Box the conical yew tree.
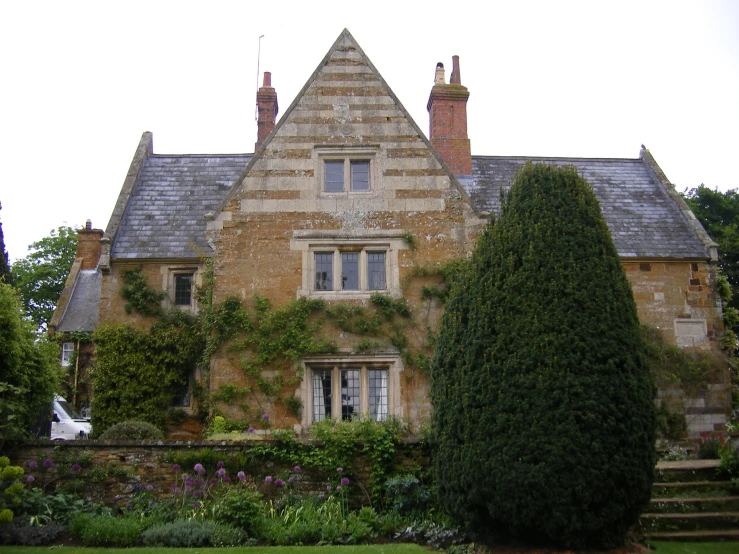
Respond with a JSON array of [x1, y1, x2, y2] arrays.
[[431, 162, 655, 548]]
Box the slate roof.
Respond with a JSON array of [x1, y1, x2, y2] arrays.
[[56, 270, 101, 333], [110, 152, 708, 261], [468, 156, 710, 259], [111, 154, 251, 259]]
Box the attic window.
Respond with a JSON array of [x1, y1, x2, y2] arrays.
[[316, 147, 377, 195]]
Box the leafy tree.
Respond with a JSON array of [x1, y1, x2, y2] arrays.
[[11, 226, 78, 330], [0, 202, 10, 284], [432, 163, 656, 548], [0, 282, 59, 446], [684, 186, 739, 311]]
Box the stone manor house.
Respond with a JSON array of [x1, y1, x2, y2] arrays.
[[50, 29, 730, 438]]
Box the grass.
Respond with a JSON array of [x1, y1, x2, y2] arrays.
[[647, 542, 739, 553], [0, 546, 430, 554]]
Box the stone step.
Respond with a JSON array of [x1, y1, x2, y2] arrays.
[[646, 496, 739, 513], [640, 512, 739, 533], [645, 529, 739, 541], [655, 460, 723, 483], [652, 480, 738, 498]]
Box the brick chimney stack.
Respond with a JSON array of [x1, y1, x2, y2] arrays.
[[427, 56, 471, 175], [255, 72, 279, 152], [76, 220, 104, 270]]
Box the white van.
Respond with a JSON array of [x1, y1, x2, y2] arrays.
[[51, 396, 91, 440]]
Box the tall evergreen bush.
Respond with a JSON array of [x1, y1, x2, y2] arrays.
[[431, 162, 655, 548]]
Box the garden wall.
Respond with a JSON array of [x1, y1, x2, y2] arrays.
[[4, 439, 429, 508]]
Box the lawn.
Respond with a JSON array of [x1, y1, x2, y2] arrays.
[[647, 542, 739, 554], [0, 546, 431, 554]]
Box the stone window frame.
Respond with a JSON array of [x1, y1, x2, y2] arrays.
[[162, 265, 200, 312], [291, 230, 407, 300], [300, 354, 402, 429], [315, 146, 379, 197], [61, 342, 74, 367]]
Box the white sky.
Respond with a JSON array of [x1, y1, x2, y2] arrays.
[[2, 0, 738, 262]]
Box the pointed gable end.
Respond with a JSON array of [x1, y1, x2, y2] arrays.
[[212, 29, 478, 226]]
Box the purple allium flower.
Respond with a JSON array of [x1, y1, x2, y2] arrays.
[[185, 480, 193, 489], [210, 478, 217, 486], [264, 476, 272, 483], [193, 490, 201, 497], [224, 476, 231, 483], [43, 459, 53, 468], [174, 487, 182, 494], [275, 479, 285, 487], [216, 468, 226, 478], [146, 485, 154, 491], [237, 471, 246, 482], [288, 476, 295, 483], [28, 461, 38, 469], [172, 464, 180, 471], [336, 467, 343, 473], [262, 413, 269, 420], [326, 485, 332, 491], [341, 477, 350, 486], [194, 463, 205, 475], [293, 465, 301, 472], [248, 427, 256, 434], [26, 475, 35, 483], [217, 461, 225, 468], [336, 486, 342, 491], [71, 464, 81, 473], [170, 483, 177, 490], [193, 501, 201, 509]]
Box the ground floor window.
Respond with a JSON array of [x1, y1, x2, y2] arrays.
[[302, 356, 399, 427]]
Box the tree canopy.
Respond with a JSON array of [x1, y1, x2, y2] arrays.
[[11, 226, 77, 330], [431, 162, 655, 548], [0, 202, 10, 284], [0, 282, 59, 445]]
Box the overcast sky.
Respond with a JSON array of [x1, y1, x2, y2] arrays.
[[2, 0, 738, 262]]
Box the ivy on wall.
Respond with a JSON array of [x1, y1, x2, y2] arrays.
[[91, 256, 462, 434]]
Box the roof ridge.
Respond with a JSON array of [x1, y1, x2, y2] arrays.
[[149, 153, 253, 158], [472, 155, 642, 162]]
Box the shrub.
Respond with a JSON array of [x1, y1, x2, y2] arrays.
[[431, 162, 656, 548], [142, 519, 246, 547], [98, 420, 164, 441], [214, 487, 264, 536], [697, 432, 725, 459], [69, 513, 141, 547], [384, 474, 431, 516], [0, 518, 64, 546]]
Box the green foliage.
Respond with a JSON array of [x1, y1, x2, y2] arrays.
[[655, 405, 688, 440], [10, 225, 77, 330], [91, 311, 205, 435], [120, 266, 165, 316], [214, 487, 265, 536], [402, 230, 418, 252], [142, 519, 247, 547], [0, 202, 10, 285], [697, 432, 724, 459], [384, 474, 431, 517], [432, 162, 655, 548], [69, 513, 142, 546], [0, 518, 64, 546], [0, 283, 59, 444], [98, 420, 165, 441]]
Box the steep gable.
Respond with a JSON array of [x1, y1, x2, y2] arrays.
[[213, 29, 477, 226]]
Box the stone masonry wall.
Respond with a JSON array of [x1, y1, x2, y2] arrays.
[[7, 440, 428, 508]]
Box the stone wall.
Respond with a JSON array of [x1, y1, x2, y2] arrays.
[[6, 439, 428, 508]]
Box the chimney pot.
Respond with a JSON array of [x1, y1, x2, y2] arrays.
[[85, 219, 92, 230], [434, 63, 445, 85], [263, 71, 272, 87], [255, 72, 279, 151], [450, 55, 461, 84]]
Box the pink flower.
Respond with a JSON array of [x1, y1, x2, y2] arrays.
[[326, 485, 332, 491], [71, 464, 81, 472], [341, 477, 350, 486], [172, 464, 180, 471], [336, 467, 343, 473], [43, 459, 53, 468], [28, 461, 37, 469], [216, 468, 226, 478], [288, 476, 295, 483], [275, 479, 285, 487], [265, 476, 272, 483], [248, 427, 256, 434], [293, 465, 301, 472], [26, 475, 35, 483], [146, 485, 154, 491], [262, 413, 269, 421], [237, 471, 247, 482], [336, 485, 342, 491], [217, 461, 225, 468], [194, 463, 206, 475]]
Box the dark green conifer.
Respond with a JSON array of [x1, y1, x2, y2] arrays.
[[431, 162, 655, 548]]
